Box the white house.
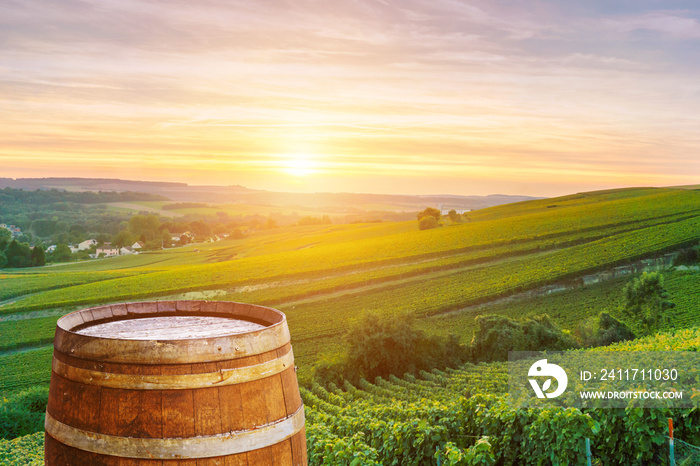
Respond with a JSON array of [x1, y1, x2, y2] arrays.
[[131, 242, 143, 250], [77, 239, 97, 251], [439, 208, 471, 216], [96, 243, 119, 257], [120, 246, 137, 255], [70, 239, 97, 253]]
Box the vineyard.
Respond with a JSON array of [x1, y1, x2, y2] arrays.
[[5, 328, 700, 464], [2, 186, 700, 464]]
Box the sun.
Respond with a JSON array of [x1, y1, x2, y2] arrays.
[[281, 156, 317, 177]]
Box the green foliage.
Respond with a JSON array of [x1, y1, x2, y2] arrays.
[[112, 229, 133, 248], [471, 314, 579, 362], [0, 431, 44, 466], [129, 214, 160, 241], [595, 312, 635, 346], [448, 209, 461, 224], [437, 439, 495, 465], [314, 313, 468, 385], [622, 272, 675, 335], [0, 227, 11, 247], [417, 207, 441, 221], [0, 387, 49, 439], [30, 245, 45, 267], [574, 312, 635, 348], [0, 347, 53, 392], [419, 216, 438, 230], [50, 243, 72, 262], [4, 240, 32, 268]]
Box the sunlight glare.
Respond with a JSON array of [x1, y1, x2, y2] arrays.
[[281, 156, 317, 177]]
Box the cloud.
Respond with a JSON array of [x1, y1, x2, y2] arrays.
[[607, 10, 700, 40], [1, 1, 700, 196]]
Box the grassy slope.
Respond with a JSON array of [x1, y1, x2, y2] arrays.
[[1, 186, 700, 390]]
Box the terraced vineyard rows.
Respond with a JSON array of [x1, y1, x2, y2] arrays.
[[286, 217, 700, 363], [301, 328, 700, 465], [0, 347, 53, 392]]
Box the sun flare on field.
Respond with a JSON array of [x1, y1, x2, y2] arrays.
[[280, 156, 318, 177]]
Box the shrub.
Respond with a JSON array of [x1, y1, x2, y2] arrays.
[[418, 216, 438, 230], [622, 272, 674, 336], [313, 313, 469, 385], [471, 314, 579, 362], [416, 207, 441, 221], [0, 386, 49, 439]]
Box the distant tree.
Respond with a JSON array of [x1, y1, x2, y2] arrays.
[[418, 216, 438, 230], [96, 233, 110, 244], [112, 230, 133, 248], [30, 245, 46, 267], [161, 229, 172, 248], [188, 220, 211, 237], [448, 209, 460, 223], [52, 244, 72, 263], [0, 228, 11, 250], [417, 207, 441, 222], [0, 250, 7, 268], [129, 214, 160, 241], [144, 239, 162, 250], [17, 233, 32, 244], [69, 223, 86, 236], [263, 218, 277, 229], [31, 219, 58, 237], [5, 240, 32, 268], [622, 272, 674, 336], [230, 228, 245, 240]]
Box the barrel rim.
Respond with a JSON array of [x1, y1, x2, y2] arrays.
[[56, 300, 285, 342], [53, 301, 291, 363]]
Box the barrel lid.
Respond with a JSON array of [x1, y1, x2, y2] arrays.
[[54, 301, 290, 363]]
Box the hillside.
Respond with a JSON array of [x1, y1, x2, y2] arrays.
[[4, 327, 700, 465], [2, 186, 700, 364], [2, 185, 700, 464], [0, 177, 538, 209]]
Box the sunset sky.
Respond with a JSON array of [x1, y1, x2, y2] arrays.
[[2, 0, 700, 196]]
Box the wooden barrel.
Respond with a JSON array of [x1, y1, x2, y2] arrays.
[[45, 301, 307, 465]]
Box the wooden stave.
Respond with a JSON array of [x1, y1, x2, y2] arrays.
[[46, 301, 307, 465]]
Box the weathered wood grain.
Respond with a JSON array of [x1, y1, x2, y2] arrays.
[[46, 301, 306, 465]]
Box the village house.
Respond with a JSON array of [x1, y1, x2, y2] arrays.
[[1, 224, 22, 237], [119, 246, 138, 255], [96, 242, 119, 257], [70, 239, 97, 253], [439, 207, 471, 216]]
